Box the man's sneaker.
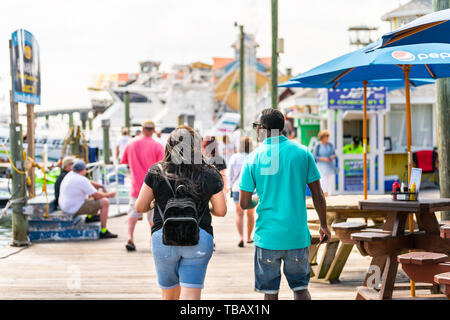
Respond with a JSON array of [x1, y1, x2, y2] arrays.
[[99, 230, 118, 239], [125, 241, 136, 252], [85, 215, 101, 223]]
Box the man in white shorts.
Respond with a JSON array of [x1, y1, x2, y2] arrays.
[[121, 120, 165, 251]]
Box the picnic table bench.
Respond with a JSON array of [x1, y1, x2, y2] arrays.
[[352, 198, 450, 300], [396, 225, 450, 299], [306, 195, 388, 284]]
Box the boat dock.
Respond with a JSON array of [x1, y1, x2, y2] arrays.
[[0, 197, 420, 300]]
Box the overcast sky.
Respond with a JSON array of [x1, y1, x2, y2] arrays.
[[0, 0, 405, 108]]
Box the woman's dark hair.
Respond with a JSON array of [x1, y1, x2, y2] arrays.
[[239, 136, 253, 154], [160, 126, 218, 201], [260, 108, 285, 131]]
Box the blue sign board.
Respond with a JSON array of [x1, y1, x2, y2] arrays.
[[11, 29, 41, 105], [325, 87, 386, 110]]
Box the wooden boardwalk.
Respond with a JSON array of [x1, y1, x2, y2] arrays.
[[0, 196, 429, 300]]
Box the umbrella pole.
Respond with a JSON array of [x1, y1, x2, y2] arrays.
[[363, 81, 368, 200], [403, 64, 415, 297]]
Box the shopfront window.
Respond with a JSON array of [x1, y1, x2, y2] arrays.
[[386, 104, 434, 151]]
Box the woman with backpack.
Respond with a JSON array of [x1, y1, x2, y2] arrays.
[[135, 126, 227, 300], [226, 136, 255, 248], [313, 130, 337, 197]]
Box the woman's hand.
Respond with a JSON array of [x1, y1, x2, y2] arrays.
[[319, 157, 330, 163], [329, 155, 336, 161]]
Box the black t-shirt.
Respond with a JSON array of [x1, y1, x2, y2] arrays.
[[206, 155, 227, 172], [54, 169, 69, 206], [144, 163, 224, 237]]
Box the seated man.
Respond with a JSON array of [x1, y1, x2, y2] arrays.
[[54, 156, 74, 208], [55, 156, 107, 223], [58, 160, 118, 239]]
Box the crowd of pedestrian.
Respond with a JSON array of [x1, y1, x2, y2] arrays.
[[55, 108, 330, 301]]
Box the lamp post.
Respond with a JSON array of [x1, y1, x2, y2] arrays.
[[234, 22, 245, 131], [271, 0, 278, 109]]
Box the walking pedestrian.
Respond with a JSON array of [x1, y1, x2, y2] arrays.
[[116, 127, 131, 162], [239, 108, 331, 300], [135, 125, 227, 300], [121, 120, 164, 251], [226, 136, 255, 247], [219, 134, 235, 165], [313, 130, 337, 197]]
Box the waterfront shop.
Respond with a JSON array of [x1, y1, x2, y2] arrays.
[[280, 82, 438, 195]]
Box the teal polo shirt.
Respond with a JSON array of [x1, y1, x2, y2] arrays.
[[239, 135, 321, 250]]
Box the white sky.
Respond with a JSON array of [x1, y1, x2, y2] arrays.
[[0, 0, 404, 108]]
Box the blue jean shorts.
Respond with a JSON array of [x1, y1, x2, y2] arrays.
[[151, 227, 214, 289], [231, 191, 240, 203], [254, 246, 310, 294]]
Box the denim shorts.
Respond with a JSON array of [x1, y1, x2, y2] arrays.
[[231, 191, 240, 203], [151, 227, 214, 289], [254, 246, 310, 294]]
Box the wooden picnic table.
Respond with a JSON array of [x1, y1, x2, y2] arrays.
[[306, 195, 388, 284], [353, 198, 450, 300]]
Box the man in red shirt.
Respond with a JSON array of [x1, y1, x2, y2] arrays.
[[121, 120, 165, 251]]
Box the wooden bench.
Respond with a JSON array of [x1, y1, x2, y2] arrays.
[[434, 272, 450, 299], [28, 211, 101, 242], [398, 252, 449, 284], [331, 221, 367, 244], [351, 232, 415, 257]]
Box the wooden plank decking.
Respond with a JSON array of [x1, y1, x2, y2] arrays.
[[0, 198, 425, 300]]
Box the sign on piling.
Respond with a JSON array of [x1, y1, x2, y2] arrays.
[[11, 29, 41, 105]]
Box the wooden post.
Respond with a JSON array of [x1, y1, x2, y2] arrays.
[[80, 112, 87, 131], [271, 0, 278, 109], [69, 113, 74, 128], [239, 25, 245, 130], [363, 81, 368, 200], [433, 0, 450, 221], [9, 39, 28, 246], [102, 119, 110, 165], [26, 104, 35, 197], [124, 91, 130, 130], [403, 64, 416, 297]]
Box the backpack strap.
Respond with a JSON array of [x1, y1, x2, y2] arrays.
[[155, 163, 175, 221], [157, 163, 175, 197]]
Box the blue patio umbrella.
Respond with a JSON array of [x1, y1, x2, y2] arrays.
[[290, 43, 450, 183], [367, 9, 450, 51], [290, 42, 450, 85]]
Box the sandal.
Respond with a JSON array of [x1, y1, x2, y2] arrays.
[[125, 241, 136, 252]]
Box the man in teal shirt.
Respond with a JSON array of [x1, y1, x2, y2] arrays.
[[240, 108, 330, 300]]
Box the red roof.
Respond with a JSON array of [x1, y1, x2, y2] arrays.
[[212, 57, 234, 71]]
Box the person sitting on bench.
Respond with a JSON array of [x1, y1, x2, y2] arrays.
[[55, 156, 107, 223], [58, 160, 118, 239]]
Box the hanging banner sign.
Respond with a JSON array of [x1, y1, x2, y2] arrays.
[[11, 29, 41, 105], [319, 87, 386, 111]]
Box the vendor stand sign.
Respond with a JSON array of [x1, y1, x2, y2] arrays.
[[319, 87, 387, 111], [11, 29, 41, 105]]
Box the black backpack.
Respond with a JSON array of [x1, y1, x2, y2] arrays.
[[155, 164, 203, 246]]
